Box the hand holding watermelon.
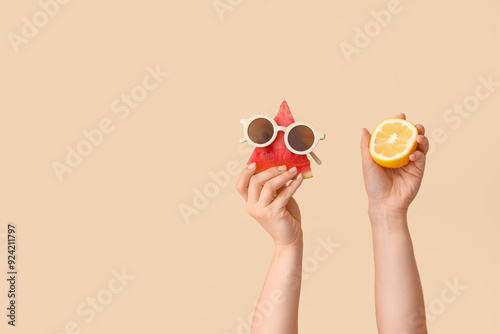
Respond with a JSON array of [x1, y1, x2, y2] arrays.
[[236, 164, 303, 246]]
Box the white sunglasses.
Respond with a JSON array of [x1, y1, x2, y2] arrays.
[[240, 114, 325, 165]]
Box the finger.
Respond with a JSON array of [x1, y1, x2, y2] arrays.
[[235, 162, 257, 201], [408, 150, 426, 174], [415, 134, 429, 155], [273, 173, 304, 208], [248, 165, 288, 205], [259, 167, 299, 206], [395, 113, 406, 120], [360, 128, 376, 169], [415, 124, 426, 136]]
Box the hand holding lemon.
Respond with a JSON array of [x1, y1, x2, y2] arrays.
[[361, 114, 429, 214]]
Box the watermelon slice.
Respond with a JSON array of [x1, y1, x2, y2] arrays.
[[246, 101, 313, 179]]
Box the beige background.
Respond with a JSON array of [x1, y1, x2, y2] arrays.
[[1, 0, 499, 333]]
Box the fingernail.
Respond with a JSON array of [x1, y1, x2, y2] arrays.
[[296, 173, 303, 180], [289, 166, 297, 173], [248, 162, 256, 170], [409, 154, 415, 160], [277, 165, 287, 171]]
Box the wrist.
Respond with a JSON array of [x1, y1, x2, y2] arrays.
[[368, 203, 409, 235], [275, 233, 303, 253], [274, 229, 303, 250], [274, 239, 303, 271], [368, 201, 408, 219]]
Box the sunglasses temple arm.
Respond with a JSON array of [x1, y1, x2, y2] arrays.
[[310, 151, 322, 165]]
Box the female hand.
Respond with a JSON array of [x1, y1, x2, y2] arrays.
[[360, 113, 430, 214], [236, 164, 304, 246]]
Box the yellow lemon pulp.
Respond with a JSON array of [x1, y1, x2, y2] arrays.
[[369, 118, 418, 168]]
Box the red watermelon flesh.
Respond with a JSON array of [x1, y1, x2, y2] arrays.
[[247, 101, 313, 178]]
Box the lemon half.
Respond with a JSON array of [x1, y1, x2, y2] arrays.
[[369, 118, 418, 168]]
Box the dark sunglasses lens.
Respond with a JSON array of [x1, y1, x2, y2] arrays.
[[248, 118, 275, 144], [288, 125, 315, 152]]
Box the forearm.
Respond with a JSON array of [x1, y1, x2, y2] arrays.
[[251, 240, 303, 334], [369, 206, 427, 334]]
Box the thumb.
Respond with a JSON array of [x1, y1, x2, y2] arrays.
[[360, 128, 374, 167]]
